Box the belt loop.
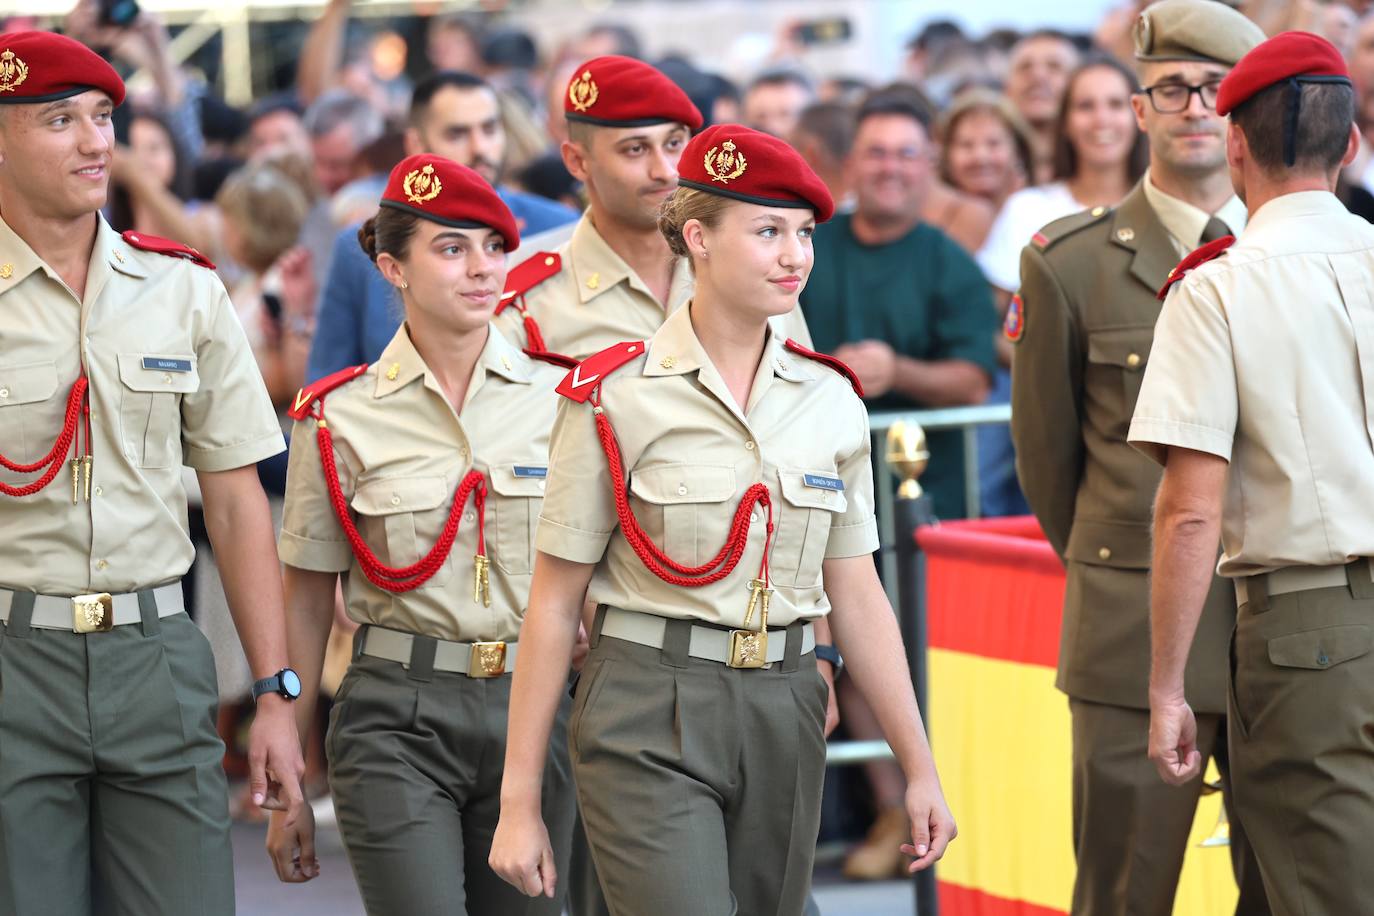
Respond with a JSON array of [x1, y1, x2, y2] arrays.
[[1347, 559, 1374, 600], [660, 618, 691, 669], [138, 590, 161, 637], [6, 591, 34, 639], [407, 634, 437, 682], [781, 622, 803, 673], [352, 625, 368, 661], [590, 604, 607, 648], [1247, 574, 1271, 613]]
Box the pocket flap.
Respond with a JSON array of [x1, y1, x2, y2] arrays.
[[352, 475, 449, 516], [1065, 518, 1152, 568], [117, 353, 200, 393], [630, 464, 736, 505], [0, 360, 59, 407], [1268, 625, 1373, 670], [1086, 328, 1152, 370], [489, 464, 548, 497], [778, 468, 848, 513]]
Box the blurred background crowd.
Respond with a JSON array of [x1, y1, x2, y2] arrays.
[[11, 0, 1374, 890]]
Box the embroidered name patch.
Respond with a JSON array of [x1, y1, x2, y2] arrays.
[[142, 357, 193, 372], [803, 474, 844, 492], [513, 466, 548, 478]]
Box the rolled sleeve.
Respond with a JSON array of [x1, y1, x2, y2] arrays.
[[535, 396, 616, 564], [825, 402, 881, 558], [279, 417, 353, 572], [1128, 280, 1238, 465]]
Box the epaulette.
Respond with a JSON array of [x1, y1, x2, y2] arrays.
[[555, 341, 645, 403], [497, 251, 561, 315], [524, 348, 578, 370], [1157, 236, 1235, 301], [122, 231, 216, 270], [1028, 205, 1112, 253], [784, 339, 864, 397], [288, 364, 369, 421]]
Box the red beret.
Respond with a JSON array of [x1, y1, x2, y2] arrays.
[[677, 124, 835, 222], [1216, 31, 1351, 116], [565, 55, 702, 130], [380, 155, 520, 251], [0, 31, 124, 107]]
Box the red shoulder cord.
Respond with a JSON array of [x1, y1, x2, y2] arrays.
[[0, 376, 92, 500], [310, 401, 489, 596], [508, 295, 548, 353], [590, 388, 774, 589]]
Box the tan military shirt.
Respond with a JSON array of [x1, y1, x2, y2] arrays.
[[0, 215, 284, 597], [280, 324, 564, 642], [495, 213, 814, 359], [536, 304, 879, 627], [1141, 171, 1248, 256], [1130, 191, 1374, 576]]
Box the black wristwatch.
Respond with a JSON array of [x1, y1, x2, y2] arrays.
[[252, 667, 302, 702], [814, 644, 844, 678]]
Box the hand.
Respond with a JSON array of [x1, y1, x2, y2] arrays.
[[266, 801, 319, 883], [1149, 694, 1202, 785], [900, 775, 956, 872], [818, 660, 840, 737], [489, 807, 557, 898], [832, 340, 897, 398], [247, 696, 306, 813], [275, 246, 317, 322]]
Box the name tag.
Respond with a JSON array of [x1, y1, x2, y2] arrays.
[[513, 465, 548, 478], [803, 474, 844, 492], [142, 357, 192, 373]]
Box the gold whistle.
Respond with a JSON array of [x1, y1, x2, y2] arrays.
[[473, 555, 491, 607], [83, 456, 92, 501], [70, 459, 81, 504]]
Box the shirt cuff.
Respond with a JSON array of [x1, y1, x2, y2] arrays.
[[824, 517, 881, 559], [1127, 417, 1233, 466], [278, 529, 352, 572], [534, 516, 612, 564], [184, 429, 287, 472]]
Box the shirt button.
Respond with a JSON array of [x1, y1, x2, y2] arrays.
[[461, 447, 470, 458], [1098, 547, 1112, 561], [537, 480, 546, 491], [0, 387, 8, 398], [95, 559, 108, 570], [163, 373, 173, 384], [677, 484, 688, 495], [465, 511, 475, 522], [94, 486, 103, 497], [745, 440, 756, 451], [1126, 353, 1141, 369], [390, 495, 401, 506]]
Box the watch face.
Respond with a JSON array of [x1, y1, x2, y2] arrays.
[[281, 669, 302, 699]]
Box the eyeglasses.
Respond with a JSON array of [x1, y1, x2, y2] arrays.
[[1136, 80, 1223, 114]]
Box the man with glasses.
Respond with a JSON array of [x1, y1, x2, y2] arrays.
[[1010, 2, 1271, 913]]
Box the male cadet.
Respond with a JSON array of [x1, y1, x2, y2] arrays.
[[497, 54, 814, 359], [0, 32, 305, 915], [1134, 32, 1374, 916], [1010, 3, 1269, 914]]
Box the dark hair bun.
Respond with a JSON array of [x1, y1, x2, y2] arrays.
[[357, 217, 380, 262]]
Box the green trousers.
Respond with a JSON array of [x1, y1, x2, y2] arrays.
[[0, 604, 233, 916], [571, 615, 828, 916], [1230, 570, 1374, 916], [327, 640, 576, 916]]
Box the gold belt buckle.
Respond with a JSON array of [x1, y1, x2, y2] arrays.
[[468, 640, 507, 677], [73, 593, 115, 633], [727, 629, 768, 668]]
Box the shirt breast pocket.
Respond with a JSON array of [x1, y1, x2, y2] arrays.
[[628, 463, 736, 566], [487, 464, 547, 575], [116, 353, 200, 469], [350, 475, 453, 588], [773, 468, 849, 588], [1085, 329, 1152, 423], [0, 360, 60, 465]]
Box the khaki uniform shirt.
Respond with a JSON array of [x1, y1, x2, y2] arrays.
[[280, 324, 564, 642], [0, 215, 284, 597], [535, 304, 879, 627], [495, 213, 813, 360], [1141, 171, 1248, 257], [1132, 191, 1374, 576]]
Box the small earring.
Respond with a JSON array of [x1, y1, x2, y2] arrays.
[[399, 280, 409, 289]]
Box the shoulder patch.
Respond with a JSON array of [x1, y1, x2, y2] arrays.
[[1157, 235, 1235, 301], [1029, 206, 1112, 253], [288, 364, 369, 421], [783, 339, 864, 397], [524, 348, 578, 370], [1004, 293, 1025, 343], [555, 341, 645, 403], [497, 251, 561, 315], [122, 231, 216, 270]]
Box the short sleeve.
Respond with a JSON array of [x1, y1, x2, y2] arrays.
[[977, 194, 1033, 292], [824, 400, 880, 558], [931, 233, 1000, 374], [1128, 279, 1238, 465], [180, 279, 286, 471], [278, 417, 353, 572], [535, 395, 618, 563]]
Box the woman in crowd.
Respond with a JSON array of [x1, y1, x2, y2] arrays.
[[266, 155, 576, 915], [939, 88, 1035, 213], [489, 125, 954, 915]]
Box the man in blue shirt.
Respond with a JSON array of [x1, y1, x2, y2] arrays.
[[308, 72, 578, 380]]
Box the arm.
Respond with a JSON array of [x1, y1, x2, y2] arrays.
[[296, 0, 352, 104], [824, 555, 956, 870], [110, 146, 214, 252], [491, 552, 597, 898], [812, 615, 840, 736], [890, 355, 990, 406], [196, 466, 305, 814], [1147, 446, 1228, 786]]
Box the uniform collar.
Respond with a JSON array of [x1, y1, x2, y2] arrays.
[[1110, 182, 1179, 294], [373, 322, 531, 401], [1141, 170, 1247, 253], [569, 212, 691, 307], [0, 213, 145, 303], [1245, 190, 1347, 234]]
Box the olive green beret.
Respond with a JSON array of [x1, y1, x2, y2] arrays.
[[1133, 0, 1265, 66]]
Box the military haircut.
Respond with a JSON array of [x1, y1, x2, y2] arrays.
[[408, 70, 493, 128], [1231, 80, 1355, 176]]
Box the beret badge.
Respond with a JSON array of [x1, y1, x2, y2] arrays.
[[704, 139, 748, 184], [403, 164, 443, 205], [569, 70, 599, 112], [0, 50, 29, 93]]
